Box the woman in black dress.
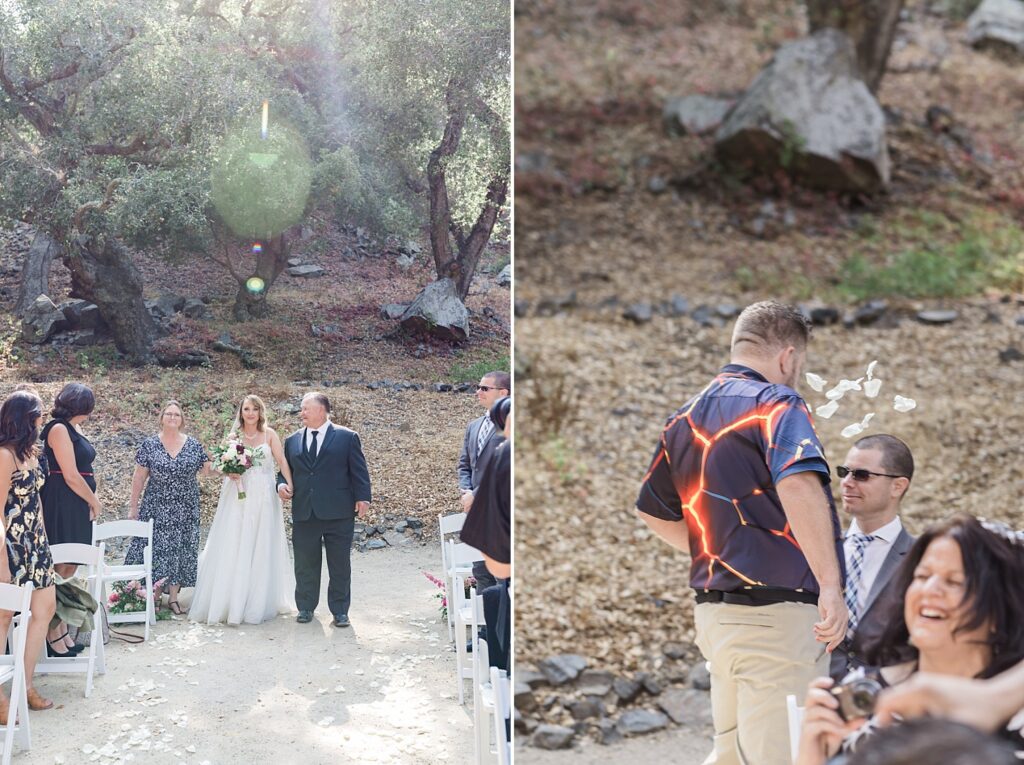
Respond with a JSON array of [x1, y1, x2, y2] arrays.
[[126, 401, 213, 615], [40, 382, 101, 656], [0, 390, 59, 717]]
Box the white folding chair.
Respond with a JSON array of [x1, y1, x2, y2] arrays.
[[92, 519, 155, 640], [472, 601, 494, 765], [448, 540, 483, 703], [490, 666, 511, 765], [786, 693, 805, 764], [35, 543, 106, 697], [438, 512, 467, 641], [0, 582, 34, 764]]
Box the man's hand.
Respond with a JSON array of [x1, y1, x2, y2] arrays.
[[460, 491, 474, 512], [356, 501, 369, 519], [813, 586, 848, 653], [277, 484, 293, 501]]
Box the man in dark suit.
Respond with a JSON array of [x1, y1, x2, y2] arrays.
[[277, 392, 371, 628], [831, 433, 916, 680], [457, 370, 509, 592]]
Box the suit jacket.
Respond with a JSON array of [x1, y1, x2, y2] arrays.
[[457, 414, 503, 492], [277, 423, 372, 522], [830, 526, 916, 680]]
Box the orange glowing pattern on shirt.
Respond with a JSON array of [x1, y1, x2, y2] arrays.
[[642, 374, 820, 587]]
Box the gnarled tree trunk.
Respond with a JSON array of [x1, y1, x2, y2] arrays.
[[806, 0, 905, 93], [232, 232, 291, 321], [64, 234, 160, 366], [427, 79, 510, 302], [15, 230, 61, 315]]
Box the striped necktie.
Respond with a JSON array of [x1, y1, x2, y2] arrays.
[[476, 418, 494, 456], [845, 532, 876, 633]]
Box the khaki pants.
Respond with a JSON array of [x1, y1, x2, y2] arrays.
[[694, 600, 827, 765]]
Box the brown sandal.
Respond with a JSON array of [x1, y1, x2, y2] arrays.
[[0, 696, 9, 725], [26, 688, 52, 711], [169, 600, 184, 616]]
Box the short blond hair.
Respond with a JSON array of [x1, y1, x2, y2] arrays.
[[159, 400, 186, 430], [236, 394, 267, 432], [731, 300, 811, 356]]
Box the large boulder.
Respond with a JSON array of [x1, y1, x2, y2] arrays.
[[21, 294, 67, 344], [399, 278, 469, 342], [715, 29, 890, 193], [59, 299, 108, 332], [966, 0, 1024, 54]]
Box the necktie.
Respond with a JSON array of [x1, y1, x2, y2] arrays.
[[308, 429, 319, 462], [476, 418, 494, 456], [845, 533, 876, 632]]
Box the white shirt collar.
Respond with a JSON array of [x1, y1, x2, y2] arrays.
[[306, 419, 331, 438], [847, 515, 902, 543]]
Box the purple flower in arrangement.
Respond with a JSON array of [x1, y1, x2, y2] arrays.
[[236, 444, 245, 454]]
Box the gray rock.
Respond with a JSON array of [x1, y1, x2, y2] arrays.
[[394, 521, 408, 533], [854, 299, 889, 326], [967, 0, 1024, 54], [1015, 315, 1024, 326], [399, 278, 470, 342], [690, 661, 712, 690], [535, 292, 577, 316], [181, 297, 211, 320], [999, 346, 1023, 363], [497, 264, 511, 287], [531, 725, 575, 750], [432, 383, 453, 393], [715, 29, 890, 192], [613, 677, 642, 702], [623, 303, 653, 323], [538, 654, 588, 686], [663, 642, 688, 660], [596, 718, 624, 745], [917, 309, 959, 324], [59, 299, 104, 331], [716, 302, 739, 319], [664, 94, 734, 136], [365, 539, 387, 550], [518, 669, 548, 689], [638, 673, 663, 696], [396, 254, 415, 269], [288, 264, 325, 278], [22, 294, 68, 344], [514, 299, 530, 317], [692, 304, 722, 327], [287, 257, 303, 267], [658, 688, 714, 725], [568, 698, 604, 720], [810, 306, 840, 326], [70, 330, 100, 346], [668, 295, 690, 317], [648, 176, 668, 194], [155, 293, 186, 317], [576, 670, 615, 697], [381, 303, 408, 321], [515, 682, 538, 713], [617, 709, 670, 736], [405, 518, 424, 530]]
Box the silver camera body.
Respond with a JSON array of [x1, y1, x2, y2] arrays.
[[831, 670, 883, 721]]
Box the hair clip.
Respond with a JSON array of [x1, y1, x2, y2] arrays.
[[979, 518, 1024, 548]]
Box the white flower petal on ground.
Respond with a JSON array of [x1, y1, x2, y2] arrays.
[[805, 372, 827, 392], [864, 379, 882, 398], [318, 717, 335, 727], [894, 395, 917, 412], [815, 400, 840, 419]]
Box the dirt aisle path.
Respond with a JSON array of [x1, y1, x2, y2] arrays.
[[27, 544, 471, 764], [516, 727, 711, 765]]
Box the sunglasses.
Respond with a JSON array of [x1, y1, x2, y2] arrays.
[[836, 465, 906, 482], [476, 385, 502, 392]]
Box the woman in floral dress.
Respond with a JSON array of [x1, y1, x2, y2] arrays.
[[126, 401, 214, 615], [0, 390, 59, 717]]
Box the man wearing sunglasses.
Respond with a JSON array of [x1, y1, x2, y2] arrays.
[[636, 300, 846, 765], [457, 370, 510, 596], [830, 434, 916, 681]]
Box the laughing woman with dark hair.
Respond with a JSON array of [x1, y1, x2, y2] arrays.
[[0, 390, 59, 717], [40, 382, 101, 656], [796, 513, 1024, 765]]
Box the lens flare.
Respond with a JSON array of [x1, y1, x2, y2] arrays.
[[261, 99, 269, 140], [252, 243, 263, 255], [245, 277, 266, 295]]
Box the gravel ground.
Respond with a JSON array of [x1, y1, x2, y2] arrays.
[[516, 726, 712, 765], [24, 544, 473, 764]]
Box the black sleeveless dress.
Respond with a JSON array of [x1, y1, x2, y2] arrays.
[[40, 418, 97, 546]]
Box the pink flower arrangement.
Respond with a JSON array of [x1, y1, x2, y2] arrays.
[[423, 571, 448, 622]]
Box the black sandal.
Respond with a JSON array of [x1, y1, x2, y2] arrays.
[[56, 630, 85, 655], [168, 600, 185, 615]]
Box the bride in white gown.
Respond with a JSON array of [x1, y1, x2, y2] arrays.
[[190, 394, 296, 625]]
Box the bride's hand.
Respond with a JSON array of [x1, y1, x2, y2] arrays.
[[227, 473, 241, 482]]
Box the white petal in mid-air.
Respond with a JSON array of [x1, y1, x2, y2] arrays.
[[866, 360, 878, 379], [864, 378, 882, 398], [815, 400, 840, 419], [805, 372, 827, 392], [825, 378, 863, 400], [840, 412, 875, 439], [894, 395, 917, 413]]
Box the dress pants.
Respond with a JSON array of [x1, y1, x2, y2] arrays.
[[694, 600, 826, 765], [292, 516, 355, 616]]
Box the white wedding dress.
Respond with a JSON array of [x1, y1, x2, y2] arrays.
[[189, 443, 295, 625]]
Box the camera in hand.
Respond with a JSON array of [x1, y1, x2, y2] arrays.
[[831, 672, 883, 721]]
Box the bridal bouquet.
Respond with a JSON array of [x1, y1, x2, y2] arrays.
[[212, 433, 264, 500]]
